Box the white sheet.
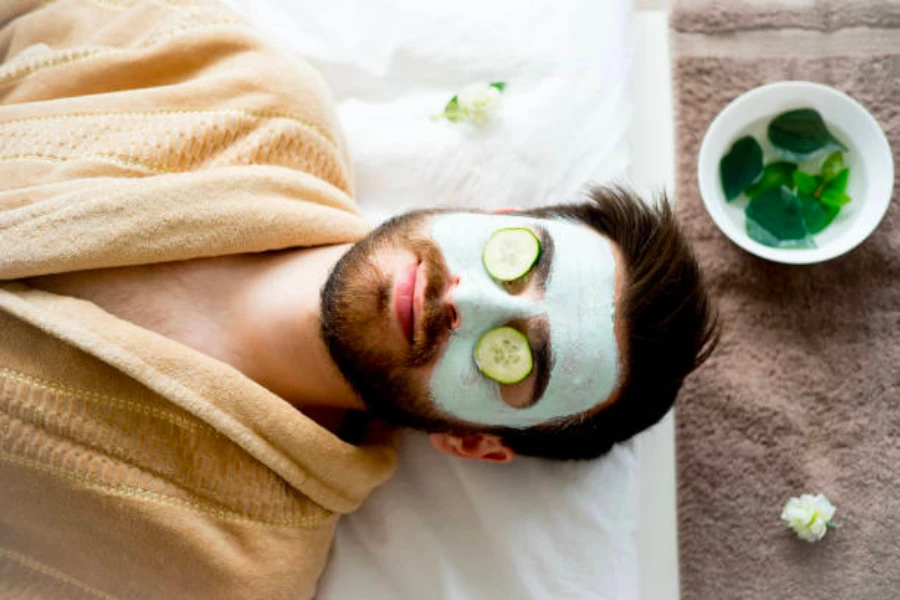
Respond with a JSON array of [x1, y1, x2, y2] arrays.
[[221, 1, 639, 598]]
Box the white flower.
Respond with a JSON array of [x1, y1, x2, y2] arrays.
[[780, 494, 837, 542], [457, 82, 501, 114], [434, 81, 506, 126]]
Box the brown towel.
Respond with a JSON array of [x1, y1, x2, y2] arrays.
[[671, 1, 900, 599]]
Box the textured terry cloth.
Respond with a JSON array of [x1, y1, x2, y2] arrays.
[[0, 1, 396, 599], [671, 1, 900, 599]]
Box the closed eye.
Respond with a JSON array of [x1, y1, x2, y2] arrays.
[[498, 318, 552, 409], [501, 275, 530, 295], [499, 225, 553, 295]]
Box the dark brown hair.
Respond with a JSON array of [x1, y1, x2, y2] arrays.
[[484, 187, 720, 460]]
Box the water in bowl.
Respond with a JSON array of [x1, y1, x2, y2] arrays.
[[722, 115, 866, 249]]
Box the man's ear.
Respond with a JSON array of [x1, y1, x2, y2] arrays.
[[428, 433, 515, 463]]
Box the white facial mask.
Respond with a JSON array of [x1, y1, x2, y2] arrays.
[[429, 213, 620, 428]]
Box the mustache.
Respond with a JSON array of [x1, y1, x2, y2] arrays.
[[407, 236, 451, 368]]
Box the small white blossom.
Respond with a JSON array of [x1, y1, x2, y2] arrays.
[[434, 81, 506, 126], [780, 494, 837, 542], [457, 82, 501, 116]]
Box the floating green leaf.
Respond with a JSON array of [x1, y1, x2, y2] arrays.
[[820, 189, 851, 208], [745, 186, 815, 248], [489, 82, 507, 92], [768, 108, 848, 162], [797, 191, 839, 234], [792, 171, 821, 196], [745, 161, 797, 199], [827, 168, 849, 193], [819, 168, 851, 207], [821, 152, 844, 181], [720, 136, 763, 200]]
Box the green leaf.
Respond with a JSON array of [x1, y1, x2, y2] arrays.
[[821, 152, 844, 181], [441, 96, 464, 122], [745, 161, 797, 199], [820, 189, 852, 208], [792, 171, 820, 196], [489, 82, 507, 92], [768, 108, 848, 162], [745, 186, 815, 248], [818, 167, 852, 207], [720, 136, 763, 201], [825, 167, 850, 194], [797, 191, 839, 234]]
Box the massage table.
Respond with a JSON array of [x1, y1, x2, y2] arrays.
[[219, 1, 679, 598]]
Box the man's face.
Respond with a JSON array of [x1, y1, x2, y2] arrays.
[[320, 209, 624, 432]]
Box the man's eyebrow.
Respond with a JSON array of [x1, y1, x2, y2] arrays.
[[527, 322, 553, 407], [532, 225, 554, 292], [525, 225, 554, 407]]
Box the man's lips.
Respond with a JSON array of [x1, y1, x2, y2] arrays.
[[394, 261, 420, 344]]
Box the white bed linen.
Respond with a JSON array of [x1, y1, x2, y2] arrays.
[[221, 1, 639, 598]]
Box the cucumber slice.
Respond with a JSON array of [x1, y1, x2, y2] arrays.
[[482, 228, 541, 282], [474, 326, 533, 385]]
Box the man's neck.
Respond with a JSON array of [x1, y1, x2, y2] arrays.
[[27, 246, 364, 414], [231, 245, 364, 410]]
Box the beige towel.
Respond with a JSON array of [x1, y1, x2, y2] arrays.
[[0, 1, 396, 598]]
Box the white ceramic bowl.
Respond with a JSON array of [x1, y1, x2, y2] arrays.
[[697, 81, 894, 264]]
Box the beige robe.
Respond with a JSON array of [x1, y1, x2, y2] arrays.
[[0, 1, 396, 598]]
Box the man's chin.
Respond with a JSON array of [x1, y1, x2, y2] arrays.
[[319, 206, 462, 433]]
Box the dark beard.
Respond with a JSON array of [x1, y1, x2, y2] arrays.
[[319, 209, 461, 432]]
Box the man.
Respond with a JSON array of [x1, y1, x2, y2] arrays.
[[30, 190, 718, 464], [0, 0, 716, 598]]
